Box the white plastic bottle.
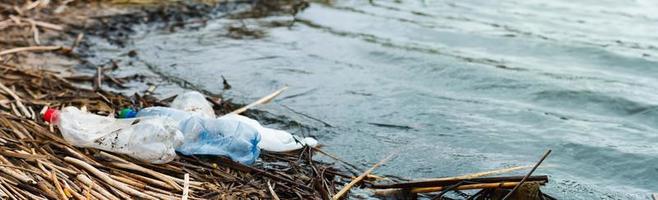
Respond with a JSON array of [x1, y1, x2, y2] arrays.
[[170, 91, 216, 118], [219, 114, 318, 152], [44, 107, 183, 164], [170, 91, 319, 152]]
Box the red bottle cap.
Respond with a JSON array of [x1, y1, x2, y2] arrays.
[[43, 108, 60, 123]]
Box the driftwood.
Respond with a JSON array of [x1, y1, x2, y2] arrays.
[[372, 175, 549, 189]]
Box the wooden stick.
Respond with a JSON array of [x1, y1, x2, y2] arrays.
[[181, 173, 190, 200], [420, 165, 533, 181], [0, 46, 64, 56], [228, 86, 288, 115], [372, 175, 548, 189], [502, 149, 551, 200], [332, 152, 396, 200], [410, 181, 535, 193], [373, 181, 545, 196]]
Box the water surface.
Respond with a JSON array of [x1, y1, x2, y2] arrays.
[[93, 1, 658, 199]]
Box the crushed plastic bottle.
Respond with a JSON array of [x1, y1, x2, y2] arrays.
[[220, 114, 318, 152], [167, 91, 319, 152], [137, 107, 261, 165], [44, 106, 183, 164], [170, 91, 215, 118]]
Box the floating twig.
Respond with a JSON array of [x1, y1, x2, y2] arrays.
[[228, 86, 288, 115], [501, 149, 552, 200], [332, 152, 396, 200]]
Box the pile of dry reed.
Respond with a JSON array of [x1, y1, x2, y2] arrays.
[[0, 63, 346, 200]]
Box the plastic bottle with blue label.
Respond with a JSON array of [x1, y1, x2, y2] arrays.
[[137, 106, 261, 165], [169, 91, 319, 152]]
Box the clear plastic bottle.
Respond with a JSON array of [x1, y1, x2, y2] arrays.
[[137, 107, 261, 165], [219, 114, 318, 152], [170, 91, 216, 118], [44, 107, 183, 164], [169, 91, 319, 152]]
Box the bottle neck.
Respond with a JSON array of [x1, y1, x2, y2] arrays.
[[43, 109, 61, 124]]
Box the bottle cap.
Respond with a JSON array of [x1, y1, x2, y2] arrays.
[[43, 108, 59, 123], [119, 108, 137, 118]]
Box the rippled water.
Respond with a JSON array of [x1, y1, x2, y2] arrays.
[[92, 0, 658, 199]]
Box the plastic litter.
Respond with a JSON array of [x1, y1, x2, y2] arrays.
[[220, 114, 318, 152], [137, 107, 261, 165], [168, 91, 319, 152], [170, 91, 216, 118], [119, 108, 137, 118], [44, 106, 183, 164]]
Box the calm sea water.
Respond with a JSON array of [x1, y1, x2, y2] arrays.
[[92, 0, 658, 199]]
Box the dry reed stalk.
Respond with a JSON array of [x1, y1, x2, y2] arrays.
[[0, 46, 64, 56], [100, 151, 182, 190], [228, 86, 288, 115], [182, 173, 190, 200], [51, 169, 68, 200], [77, 175, 118, 200], [115, 169, 174, 190], [411, 181, 540, 193], [0, 82, 31, 118], [65, 157, 157, 200], [110, 174, 146, 189], [332, 152, 396, 200], [502, 150, 551, 200], [89, 189, 110, 200], [267, 181, 280, 200], [420, 165, 533, 182]]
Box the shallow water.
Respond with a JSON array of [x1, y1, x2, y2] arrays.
[[92, 1, 658, 199]]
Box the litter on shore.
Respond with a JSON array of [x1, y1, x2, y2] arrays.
[[0, 0, 559, 199], [0, 67, 344, 199]]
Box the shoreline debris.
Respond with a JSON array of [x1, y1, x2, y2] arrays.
[[0, 0, 559, 199], [0, 66, 343, 199]]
